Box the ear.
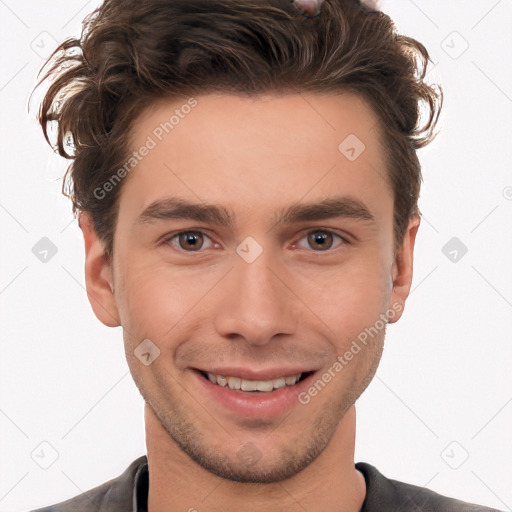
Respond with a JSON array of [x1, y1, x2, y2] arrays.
[[388, 215, 420, 324], [79, 212, 121, 327]]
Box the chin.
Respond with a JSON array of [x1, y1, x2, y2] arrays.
[[186, 448, 319, 484]]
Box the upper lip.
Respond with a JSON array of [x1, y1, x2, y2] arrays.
[[194, 367, 316, 381]]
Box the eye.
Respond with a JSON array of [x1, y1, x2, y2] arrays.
[[163, 230, 217, 252], [161, 228, 348, 254], [294, 229, 347, 252]]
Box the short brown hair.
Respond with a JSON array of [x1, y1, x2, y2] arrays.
[[35, 0, 442, 258]]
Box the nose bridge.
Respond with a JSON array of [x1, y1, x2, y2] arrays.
[[214, 244, 297, 344]]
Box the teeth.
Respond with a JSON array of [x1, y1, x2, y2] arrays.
[[227, 376, 241, 390], [206, 372, 302, 391], [272, 377, 286, 388], [241, 379, 273, 392]]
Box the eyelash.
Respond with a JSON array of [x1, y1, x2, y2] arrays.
[[161, 229, 349, 254]]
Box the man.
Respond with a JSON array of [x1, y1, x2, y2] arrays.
[[30, 0, 502, 510]]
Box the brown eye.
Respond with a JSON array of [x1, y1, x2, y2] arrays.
[[163, 230, 218, 253], [307, 230, 334, 251], [178, 231, 205, 251], [293, 229, 347, 252]]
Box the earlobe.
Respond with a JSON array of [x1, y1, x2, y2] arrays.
[[79, 212, 121, 327], [388, 215, 420, 324]]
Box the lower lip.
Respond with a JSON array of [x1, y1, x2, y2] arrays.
[[192, 370, 316, 420]]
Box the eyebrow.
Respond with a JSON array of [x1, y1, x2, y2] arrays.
[[136, 198, 234, 226], [134, 196, 375, 228]]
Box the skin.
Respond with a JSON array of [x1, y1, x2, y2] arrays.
[[292, 0, 324, 17], [80, 92, 419, 512]]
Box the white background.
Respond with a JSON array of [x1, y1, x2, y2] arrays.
[[1, 1, 511, 511]]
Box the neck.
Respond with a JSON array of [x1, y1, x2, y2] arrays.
[[145, 403, 365, 512]]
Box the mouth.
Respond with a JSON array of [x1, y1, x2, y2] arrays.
[[196, 369, 315, 394], [191, 367, 318, 419]]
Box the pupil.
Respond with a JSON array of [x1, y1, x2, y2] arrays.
[[180, 232, 202, 251], [310, 231, 332, 250]]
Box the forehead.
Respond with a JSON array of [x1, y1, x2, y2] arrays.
[[134, 92, 382, 155], [118, 92, 391, 229]]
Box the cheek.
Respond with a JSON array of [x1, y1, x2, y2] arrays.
[[118, 257, 219, 340], [298, 256, 392, 343]]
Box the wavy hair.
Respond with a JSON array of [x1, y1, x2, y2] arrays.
[[34, 0, 442, 257]]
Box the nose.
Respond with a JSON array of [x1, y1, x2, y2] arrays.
[[214, 247, 298, 346]]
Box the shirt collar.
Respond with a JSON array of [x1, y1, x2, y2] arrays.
[[97, 455, 148, 512]]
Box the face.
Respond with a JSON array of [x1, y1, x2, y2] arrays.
[[82, 92, 418, 483]]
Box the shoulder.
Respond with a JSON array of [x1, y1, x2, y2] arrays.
[[356, 462, 503, 512], [29, 455, 148, 512], [29, 481, 110, 512]]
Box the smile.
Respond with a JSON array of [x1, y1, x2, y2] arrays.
[[192, 368, 317, 419], [202, 371, 311, 393]]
